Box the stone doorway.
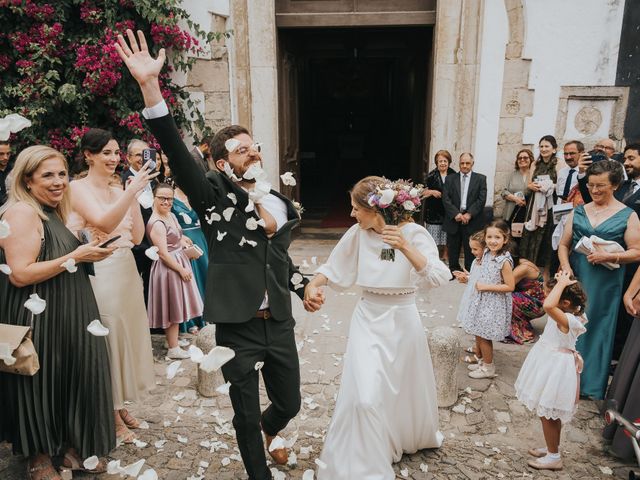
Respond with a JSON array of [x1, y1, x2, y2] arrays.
[[278, 27, 433, 227]]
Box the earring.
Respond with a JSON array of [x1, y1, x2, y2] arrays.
[[27, 185, 31, 190]]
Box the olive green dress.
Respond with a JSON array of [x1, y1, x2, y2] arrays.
[[0, 207, 115, 457], [520, 158, 558, 268]]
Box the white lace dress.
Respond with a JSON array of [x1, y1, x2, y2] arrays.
[[315, 223, 451, 480], [514, 313, 587, 424]]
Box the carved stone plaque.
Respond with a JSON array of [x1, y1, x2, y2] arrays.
[[574, 106, 602, 135]]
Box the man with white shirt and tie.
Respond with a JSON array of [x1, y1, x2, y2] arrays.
[[556, 140, 582, 202], [443, 152, 487, 272]]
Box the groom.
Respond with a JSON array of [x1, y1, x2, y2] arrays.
[[115, 30, 324, 480]]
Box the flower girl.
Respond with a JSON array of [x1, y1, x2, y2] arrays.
[[514, 271, 587, 471]]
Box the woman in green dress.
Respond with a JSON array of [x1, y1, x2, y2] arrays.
[[520, 136, 558, 281], [0, 146, 116, 479], [558, 160, 640, 399], [160, 151, 208, 334]]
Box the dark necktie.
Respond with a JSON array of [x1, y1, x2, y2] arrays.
[[622, 180, 639, 203], [561, 169, 575, 199]]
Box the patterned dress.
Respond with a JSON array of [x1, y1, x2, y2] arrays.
[[509, 273, 545, 344], [459, 249, 513, 341]]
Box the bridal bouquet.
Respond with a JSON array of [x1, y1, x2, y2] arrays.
[[367, 179, 424, 261]]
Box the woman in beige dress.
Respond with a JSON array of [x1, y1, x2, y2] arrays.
[[68, 128, 158, 443]]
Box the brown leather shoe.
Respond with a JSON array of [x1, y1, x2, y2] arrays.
[[264, 433, 288, 465]]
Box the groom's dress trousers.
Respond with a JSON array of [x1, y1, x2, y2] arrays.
[[145, 104, 306, 480]]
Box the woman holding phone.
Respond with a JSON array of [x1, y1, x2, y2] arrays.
[[67, 128, 158, 444]]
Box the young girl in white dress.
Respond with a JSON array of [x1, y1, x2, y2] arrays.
[[458, 220, 515, 379], [454, 231, 485, 365], [305, 176, 451, 480], [514, 271, 587, 471]]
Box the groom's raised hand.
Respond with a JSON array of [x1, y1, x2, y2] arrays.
[[114, 29, 165, 106]]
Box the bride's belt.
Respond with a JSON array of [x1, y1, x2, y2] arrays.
[[361, 289, 416, 306]]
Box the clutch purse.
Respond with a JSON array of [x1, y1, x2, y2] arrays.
[[0, 324, 40, 376], [183, 244, 204, 260]]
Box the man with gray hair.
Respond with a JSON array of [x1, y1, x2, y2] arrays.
[[121, 138, 149, 186]]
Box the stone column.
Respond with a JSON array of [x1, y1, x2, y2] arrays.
[[195, 324, 226, 397], [427, 326, 461, 408]]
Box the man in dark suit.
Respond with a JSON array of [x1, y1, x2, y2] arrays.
[[190, 136, 213, 172], [116, 31, 324, 480], [442, 152, 487, 272]]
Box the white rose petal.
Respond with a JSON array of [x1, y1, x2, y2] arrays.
[[200, 346, 236, 373], [0, 343, 16, 366], [0, 264, 12, 275], [400, 468, 409, 477], [0, 118, 10, 141], [0, 219, 11, 239], [239, 236, 247, 247], [179, 212, 192, 225], [249, 181, 271, 203], [280, 171, 297, 186], [246, 218, 259, 230], [420, 463, 428, 472], [83, 456, 99, 471], [379, 189, 395, 205], [291, 273, 303, 285], [138, 420, 149, 429], [300, 260, 310, 270], [188, 345, 205, 363], [206, 212, 221, 224], [166, 360, 182, 379], [245, 199, 255, 212], [133, 439, 148, 448], [217, 231, 227, 241], [243, 164, 263, 180], [223, 207, 234, 222], [224, 139, 241, 153], [138, 469, 158, 480], [270, 468, 286, 480], [145, 246, 159, 260], [315, 459, 327, 470], [122, 459, 145, 477], [246, 239, 257, 247], [87, 319, 109, 336], [599, 466, 613, 475], [5, 113, 32, 133], [227, 193, 237, 204], [302, 470, 315, 480], [311, 256, 317, 265], [60, 258, 78, 273], [216, 382, 231, 395], [106, 459, 122, 475], [402, 200, 416, 211], [409, 188, 419, 197], [222, 161, 241, 182], [254, 361, 264, 371], [177, 435, 188, 444], [24, 293, 46, 315]]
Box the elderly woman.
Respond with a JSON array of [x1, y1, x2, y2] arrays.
[[68, 129, 158, 444], [423, 150, 456, 260], [520, 135, 559, 280], [0, 146, 115, 479], [502, 149, 534, 226], [558, 160, 640, 399]]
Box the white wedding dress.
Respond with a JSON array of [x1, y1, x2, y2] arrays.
[[316, 223, 451, 480]]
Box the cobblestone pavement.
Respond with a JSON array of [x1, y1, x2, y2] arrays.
[[1, 237, 637, 479]]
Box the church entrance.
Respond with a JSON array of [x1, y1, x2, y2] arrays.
[[277, 27, 433, 228]]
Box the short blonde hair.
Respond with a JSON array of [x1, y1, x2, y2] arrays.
[[0, 145, 70, 223], [349, 175, 386, 210]]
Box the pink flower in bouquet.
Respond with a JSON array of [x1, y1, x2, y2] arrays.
[[396, 190, 409, 203]]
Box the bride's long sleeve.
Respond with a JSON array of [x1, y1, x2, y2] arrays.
[[315, 224, 360, 290], [409, 228, 452, 288]]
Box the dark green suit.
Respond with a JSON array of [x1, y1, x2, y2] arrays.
[[146, 113, 305, 480]]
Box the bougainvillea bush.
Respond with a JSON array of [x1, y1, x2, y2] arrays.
[[0, 0, 222, 166]]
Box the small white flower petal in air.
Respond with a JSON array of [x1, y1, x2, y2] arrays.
[[217, 231, 227, 241], [227, 193, 237, 205], [200, 346, 236, 373], [5, 113, 32, 133], [83, 456, 99, 471], [138, 468, 158, 480], [60, 258, 78, 273], [87, 319, 109, 336], [243, 164, 264, 181], [188, 345, 204, 363], [24, 293, 46, 315], [291, 273, 303, 285], [280, 171, 297, 186], [222, 207, 234, 222], [0, 264, 12, 275], [166, 361, 182, 379], [311, 256, 318, 265], [245, 199, 255, 212], [216, 382, 231, 395], [222, 161, 242, 182], [224, 139, 241, 153], [402, 200, 416, 211], [0, 119, 10, 141], [0, 219, 10, 238], [254, 361, 264, 371], [300, 259, 310, 270], [179, 212, 192, 225], [206, 212, 221, 224], [145, 246, 159, 260]]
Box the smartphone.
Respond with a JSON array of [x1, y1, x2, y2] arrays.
[[588, 150, 608, 163], [98, 235, 121, 248], [142, 148, 157, 171]]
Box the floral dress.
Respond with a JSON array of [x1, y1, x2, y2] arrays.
[[509, 273, 545, 344]]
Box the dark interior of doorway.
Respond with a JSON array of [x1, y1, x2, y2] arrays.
[[281, 27, 432, 227]]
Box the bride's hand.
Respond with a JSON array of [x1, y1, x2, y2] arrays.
[[381, 226, 408, 250], [303, 284, 325, 312]]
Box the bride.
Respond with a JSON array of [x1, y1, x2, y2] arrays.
[[305, 176, 451, 479]]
